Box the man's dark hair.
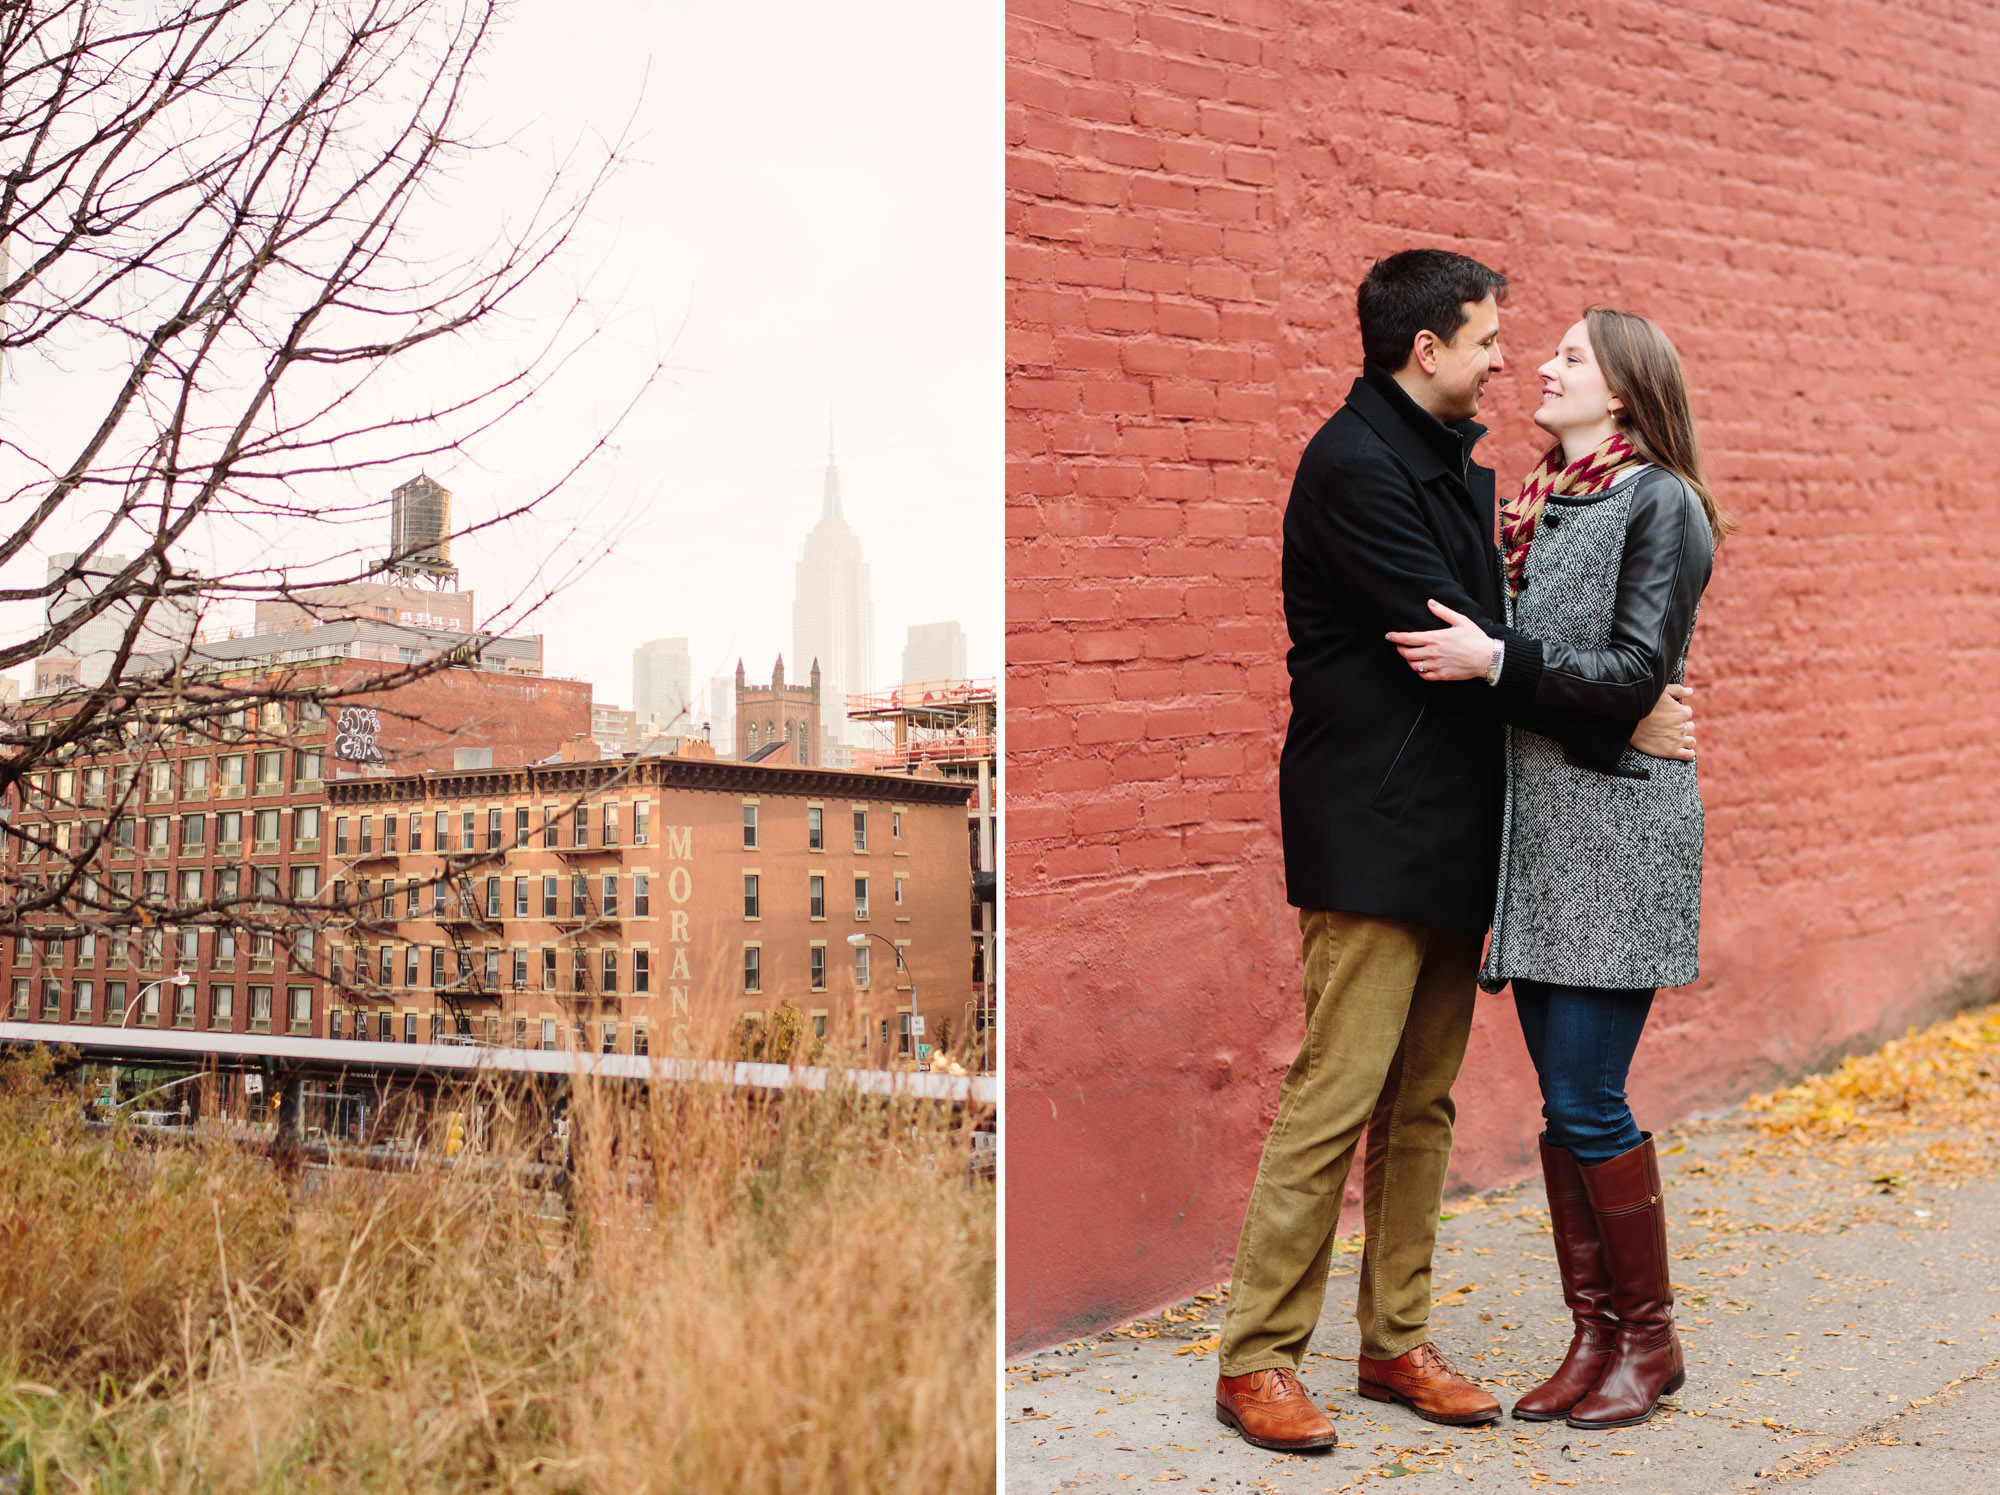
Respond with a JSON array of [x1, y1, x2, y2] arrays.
[[1356, 249, 1509, 371]]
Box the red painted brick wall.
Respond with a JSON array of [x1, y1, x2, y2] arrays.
[[1006, 0, 2000, 1352]]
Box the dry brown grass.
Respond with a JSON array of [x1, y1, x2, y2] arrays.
[[0, 1053, 995, 1492]]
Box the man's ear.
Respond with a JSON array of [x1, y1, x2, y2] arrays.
[[1411, 329, 1440, 377]]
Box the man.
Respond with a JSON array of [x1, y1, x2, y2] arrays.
[[1213, 250, 1695, 1453]]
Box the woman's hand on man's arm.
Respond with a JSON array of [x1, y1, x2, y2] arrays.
[[1385, 599, 1498, 681]]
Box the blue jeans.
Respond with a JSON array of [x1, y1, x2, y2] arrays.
[[1513, 980, 1655, 1165]]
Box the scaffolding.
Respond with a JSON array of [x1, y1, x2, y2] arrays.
[[846, 679, 997, 1071]]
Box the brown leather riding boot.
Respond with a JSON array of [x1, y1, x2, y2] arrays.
[[1512, 1135, 1618, 1421], [1214, 1368, 1338, 1451], [1356, 1343, 1501, 1425], [1568, 1134, 1685, 1429]]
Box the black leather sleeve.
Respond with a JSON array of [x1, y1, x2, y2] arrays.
[[1518, 472, 1713, 720]]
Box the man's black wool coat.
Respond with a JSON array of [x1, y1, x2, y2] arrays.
[[1278, 362, 1638, 932]]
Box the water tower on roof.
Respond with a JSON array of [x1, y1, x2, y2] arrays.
[[387, 473, 458, 584]]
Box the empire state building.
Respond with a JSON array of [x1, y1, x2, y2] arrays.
[[791, 429, 875, 754]]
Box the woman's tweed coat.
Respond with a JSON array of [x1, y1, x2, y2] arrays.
[[1481, 465, 1715, 992]]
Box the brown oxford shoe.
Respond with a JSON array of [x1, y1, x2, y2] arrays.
[[1357, 1343, 1501, 1426], [1214, 1367, 1339, 1452]]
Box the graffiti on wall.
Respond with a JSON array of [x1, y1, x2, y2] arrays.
[[334, 707, 384, 765]]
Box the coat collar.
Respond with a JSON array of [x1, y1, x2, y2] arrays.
[[1347, 360, 1487, 485]]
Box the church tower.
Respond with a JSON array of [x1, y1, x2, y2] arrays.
[[790, 421, 875, 758]]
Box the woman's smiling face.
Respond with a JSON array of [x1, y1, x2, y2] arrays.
[[1533, 320, 1622, 448]]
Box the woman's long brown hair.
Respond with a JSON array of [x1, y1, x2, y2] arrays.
[[1585, 307, 1735, 544]]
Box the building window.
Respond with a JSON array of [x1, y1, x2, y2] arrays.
[[147, 816, 171, 854], [296, 749, 323, 788], [571, 947, 588, 991], [405, 1011, 418, 1044], [542, 875, 558, 916], [634, 802, 650, 846], [429, 948, 446, 988], [179, 869, 204, 903], [809, 945, 826, 991], [898, 1011, 913, 1056], [249, 984, 273, 1029], [601, 1020, 617, 1055], [742, 803, 758, 849], [892, 810, 902, 839], [743, 874, 760, 919], [571, 873, 588, 919], [572, 803, 589, 848], [855, 944, 870, 989], [540, 1018, 557, 1052], [541, 806, 558, 848], [853, 809, 868, 853], [854, 876, 869, 920], [603, 804, 619, 847], [894, 875, 905, 906], [485, 877, 501, 919], [379, 814, 395, 853], [633, 873, 650, 917], [42, 981, 61, 1019], [807, 805, 823, 850], [511, 949, 527, 990], [381, 879, 397, 919], [633, 1023, 649, 1057], [210, 984, 232, 1026], [487, 808, 502, 850], [174, 980, 195, 1026], [462, 810, 475, 850], [330, 1010, 344, 1040], [514, 877, 529, 917], [334, 817, 349, 856], [601, 948, 618, 994], [483, 947, 499, 988], [147, 762, 174, 801], [255, 751, 284, 793], [8, 979, 26, 1017], [182, 759, 208, 799], [431, 880, 447, 916], [541, 949, 556, 990], [379, 947, 395, 987], [435, 810, 450, 852], [809, 875, 825, 920], [73, 980, 93, 1019], [601, 874, 618, 917], [634, 949, 650, 993], [515, 806, 530, 845], [405, 946, 420, 987], [743, 945, 761, 993], [293, 805, 321, 851]]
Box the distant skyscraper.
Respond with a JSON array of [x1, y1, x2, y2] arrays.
[[632, 637, 693, 734], [41, 552, 201, 689], [707, 674, 736, 755], [902, 621, 968, 686], [388, 473, 455, 579], [791, 425, 874, 744]]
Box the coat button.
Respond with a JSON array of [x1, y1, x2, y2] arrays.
[[1544, 513, 1561, 530]]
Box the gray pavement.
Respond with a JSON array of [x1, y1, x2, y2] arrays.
[[1006, 1109, 2000, 1493]]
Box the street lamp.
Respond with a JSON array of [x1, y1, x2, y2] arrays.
[[846, 932, 922, 1068], [122, 970, 191, 1027]]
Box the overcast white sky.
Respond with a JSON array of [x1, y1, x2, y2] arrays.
[[2, 0, 1000, 713]]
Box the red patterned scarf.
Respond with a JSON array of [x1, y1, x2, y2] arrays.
[[1499, 433, 1644, 595]]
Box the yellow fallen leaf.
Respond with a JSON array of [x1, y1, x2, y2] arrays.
[[1173, 1334, 1220, 1356]]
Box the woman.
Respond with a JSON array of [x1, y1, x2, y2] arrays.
[[1385, 307, 1730, 1431]]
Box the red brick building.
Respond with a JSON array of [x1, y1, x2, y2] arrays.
[[2, 662, 588, 1036], [1006, 2, 2000, 1350]]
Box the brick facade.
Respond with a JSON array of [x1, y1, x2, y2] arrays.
[[2, 664, 592, 1038], [1007, 1, 2000, 1350], [321, 760, 974, 1061]]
